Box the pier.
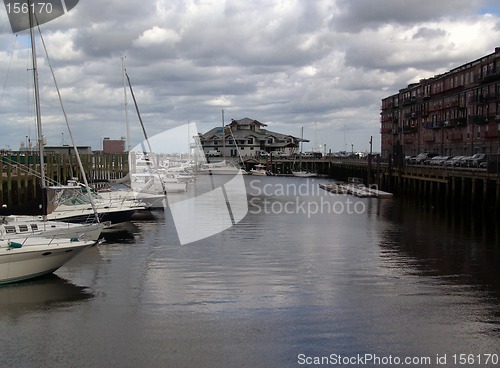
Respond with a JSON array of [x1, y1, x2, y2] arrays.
[[2, 151, 499, 214], [1, 152, 128, 214], [262, 156, 500, 211]]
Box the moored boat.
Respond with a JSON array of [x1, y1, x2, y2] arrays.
[[0, 236, 94, 285], [249, 164, 269, 176]]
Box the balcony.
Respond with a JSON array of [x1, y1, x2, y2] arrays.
[[468, 95, 486, 104], [479, 69, 500, 83], [402, 125, 418, 134], [425, 122, 443, 129], [484, 92, 500, 102], [468, 115, 488, 125], [402, 96, 417, 106], [486, 113, 500, 122], [444, 117, 467, 128]]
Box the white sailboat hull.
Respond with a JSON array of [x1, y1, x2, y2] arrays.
[[249, 169, 268, 176], [292, 171, 318, 178]]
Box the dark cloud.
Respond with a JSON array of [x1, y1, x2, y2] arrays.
[[412, 27, 447, 39], [0, 0, 499, 153], [331, 0, 479, 32]]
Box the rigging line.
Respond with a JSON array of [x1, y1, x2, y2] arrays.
[[0, 35, 18, 109], [125, 71, 169, 200], [3, 156, 60, 185], [37, 24, 100, 223]]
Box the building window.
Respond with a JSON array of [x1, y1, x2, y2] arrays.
[[248, 138, 253, 144]]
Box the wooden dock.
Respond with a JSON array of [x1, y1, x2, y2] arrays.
[[319, 178, 393, 199], [1, 152, 128, 215]]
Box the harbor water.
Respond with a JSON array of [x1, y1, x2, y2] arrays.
[[1, 176, 499, 367]]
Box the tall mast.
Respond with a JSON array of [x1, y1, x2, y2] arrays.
[[222, 109, 225, 158], [28, 0, 47, 215], [122, 56, 130, 151]]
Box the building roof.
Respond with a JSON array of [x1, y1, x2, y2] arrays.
[[200, 117, 309, 142]]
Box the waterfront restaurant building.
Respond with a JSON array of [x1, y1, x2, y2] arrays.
[[381, 47, 500, 160], [198, 117, 307, 157]]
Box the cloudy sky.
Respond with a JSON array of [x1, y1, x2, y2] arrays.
[[1, 0, 500, 153]]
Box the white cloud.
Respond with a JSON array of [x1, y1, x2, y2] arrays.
[[0, 0, 499, 153], [133, 26, 180, 47]]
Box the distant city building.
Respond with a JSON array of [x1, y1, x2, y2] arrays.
[[198, 117, 308, 157], [43, 145, 93, 155], [103, 137, 126, 154], [381, 47, 500, 160]]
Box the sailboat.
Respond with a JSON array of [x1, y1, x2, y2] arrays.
[[0, 3, 96, 284], [292, 127, 317, 177]]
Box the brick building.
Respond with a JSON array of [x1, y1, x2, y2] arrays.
[[102, 137, 126, 154], [381, 47, 500, 160]]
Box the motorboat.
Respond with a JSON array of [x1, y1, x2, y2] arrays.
[[0, 216, 105, 242], [198, 160, 247, 175], [249, 164, 269, 176], [0, 236, 94, 285], [97, 186, 167, 210]]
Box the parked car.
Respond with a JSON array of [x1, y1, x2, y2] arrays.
[[410, 152, 438, 165], [405, 155, 415, 164], [427, 156, 451, 166], [207, 150, 222, 157], [443, 156, 465, 167], [271, 151, 288, 157], [464, 153, 487, 168]]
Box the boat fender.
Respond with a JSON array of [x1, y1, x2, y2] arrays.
[[8, 241, 23, 249]]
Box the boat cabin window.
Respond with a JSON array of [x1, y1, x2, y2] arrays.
[[30, 224, 38, 231], [18, 225, 29, 232], [4, 226, 16, 234]]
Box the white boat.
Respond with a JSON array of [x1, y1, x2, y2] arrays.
[[0, 11, 99, 286], [45, 183, 145, 229], [291, 170, 318, 178], [131, 172, 188, 193], [97, 187, 167, 210], [249, 164, 269, 176], [0, 236, 94, 285], [198, 160, 247, 175], [0, 216, 105, 242], [292, 127, 318, 177]]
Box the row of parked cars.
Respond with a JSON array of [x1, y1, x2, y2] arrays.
[[407, 153, 488, 168]]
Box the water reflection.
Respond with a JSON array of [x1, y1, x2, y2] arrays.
[[0, 275, 93, 316], [378, 200, 500, 331], [1, 177, 499, 367]]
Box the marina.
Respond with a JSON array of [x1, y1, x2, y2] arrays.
[[1, 176, 499, 367], [0, 3, 499, 367]]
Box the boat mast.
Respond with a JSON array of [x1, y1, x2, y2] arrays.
[[28, 0, 47, 215], [222, 109, 225, 158], [122, 56, 130, 151]]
